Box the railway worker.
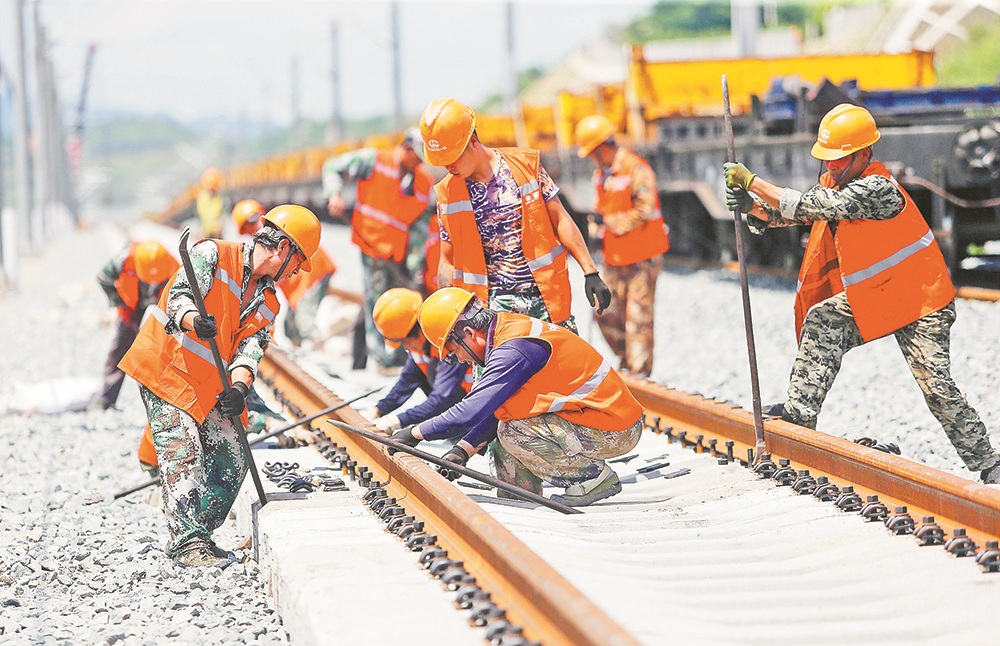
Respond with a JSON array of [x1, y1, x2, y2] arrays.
[[196, 167, 225, 239], [418, 98, 612, 335], [575, 114, 670, 378], [120, 205, 322, 567], [362, 288, 473, 433], [233, 199, 338, 349], [322, 128, 434, 374], [723, 103, 1000, 485], [90, 240, 179, 411], [393, 287, 643, 507]]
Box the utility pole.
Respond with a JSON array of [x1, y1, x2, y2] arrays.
[[731, 0, 760, 58], [70, 43, 97, 170], [12, 0, 33, 269], [390, 1, 403, 131], [30, 2, 51, 245], [330, 20, 344, 144], [504, 1, 527, 147]]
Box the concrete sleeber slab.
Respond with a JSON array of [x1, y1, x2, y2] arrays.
[[235, 445, 480, 646]]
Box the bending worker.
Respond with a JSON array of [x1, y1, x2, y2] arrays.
[[392, 287, 643, 507], [576, 114, 670, 377], [724, 103, 1000, 485], [419, 98, 612, 333], [92, 240, 179, 410], [363, 288, 473, 432], [322, 128, 433, 373], [233, 199, 337, 348], [120, 205, 322, 567]]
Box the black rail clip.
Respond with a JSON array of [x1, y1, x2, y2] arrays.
[[944, 528, 978, 557], [860, 495, 889, 522], [853, 437, 901, 455], [834, 486, 863, 512], [812, 476, 840, 502], [974, 541, 1000, 573], [753, 454, 778, 479], [885, 506, 915, 535], [771, 459, 797, 486], [914, 516, 946, 546], [791, 470, 817, 495]]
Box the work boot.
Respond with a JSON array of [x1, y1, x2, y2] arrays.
[[550, 465, 622, 507], [173, 539, 231, 568], [981, 460, 1000, 485], [207, 541, 242, 564]]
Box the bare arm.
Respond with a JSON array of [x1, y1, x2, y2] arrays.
[[437, 238, 455, 288], [546, 197, 598, 275]]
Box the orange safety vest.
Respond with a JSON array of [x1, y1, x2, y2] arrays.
[[119, 240, 280, 425], [491, 312, 644, 431], [595, 148, 670, 266], [115, 243, 142, 320], [435, 148, 573, 324], [138, 423, 157, 468], [793, 160, 954, 342], [409, 346, 474, 393], [424, 216, 442, 295], [279, 246, 337, 310], [353, 150, 433, 262]]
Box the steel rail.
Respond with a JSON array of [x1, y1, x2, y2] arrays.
[[623, 375, 1000, 548], [258, 346, 641, 646]]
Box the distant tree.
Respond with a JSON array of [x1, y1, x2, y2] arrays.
[[620, 1, 834, 44], [936, 16, 1000, 86]]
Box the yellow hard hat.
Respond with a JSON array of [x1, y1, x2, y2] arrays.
[[232, 199, 266, 235], [133, 240, 179, 284], [261, 204, 321, 271], [419, 98, 477, 167], [417, 287, 476, 358], [575, 115, 617, 158], [811, 103, 881, 161], [373, 288, 424, 348], [201, 168, 222, 191]]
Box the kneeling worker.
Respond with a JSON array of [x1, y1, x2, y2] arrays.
[[365, 288, 473, 432], [394, 287, 643, 507]]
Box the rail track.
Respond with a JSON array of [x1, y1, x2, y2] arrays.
[[253, 329, 1000, 644]]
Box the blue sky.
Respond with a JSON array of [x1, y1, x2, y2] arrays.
[[6, 0, 659, 125]]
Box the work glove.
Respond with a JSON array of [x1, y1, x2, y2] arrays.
[[360, 407, 380, 421], [217, 382, 249, 418], [584, 272, 612, 315], [387, 426, 420, 456], [192, 314, 217, 341], [437, 446, 468, 481], [374, 414, 402, 433], [725, 186, 755, 213], [723, 162, 757, 192]]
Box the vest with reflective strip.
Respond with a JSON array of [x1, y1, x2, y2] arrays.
[[115, 243, 142, 320], [435, 148, 573, 324], [119, 241, 280, 424], [279, 246, 337, 310], [352, 150, 433, 262], [793, 161, 954, 342], [408, 347, 473, 393], [491, 313, 643, 431], [595, 149, 670, 266]]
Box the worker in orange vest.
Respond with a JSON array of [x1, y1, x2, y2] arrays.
[[196, 168, 225, 238], [724, 103, 1000, 485], [322, 129, 433, 374], [402, 288, 642, 507], [233, 199, 337, 348], [576, 114, 670, 378], [91, 240, 179, 410], [120, 205, 322, 567], [419, 98, 611, 335]]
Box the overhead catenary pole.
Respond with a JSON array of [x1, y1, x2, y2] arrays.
[[29, 4, 50, 246], [504, 0, 527, 147], [721, 75, 766, 462], [329, 20, 344, 144], [390, 1, 403, 131], [12, 0, 33, 265]]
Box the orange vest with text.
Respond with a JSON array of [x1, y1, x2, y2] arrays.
[[353, 150, 433, 262], [435, 149, 573, 324], [595, 149, 670, 266], [279, 246, 337, 310], [793, 160, 954, 342], [119, 241, 280, 425], [409, 345, 474, 394], [490, 313, 643, 431]]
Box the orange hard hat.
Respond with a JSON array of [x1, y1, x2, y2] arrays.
[[575, 114, 617, 158], [261, 204, 321, 272], [133, 240, 179, 284], [811, 103, 881, 161], [232, 199, 266, 235], [201, 168, 222, 191], [373, 288, 424, 348], [417, 287, 476, 359], [419, 98, 477, 167]]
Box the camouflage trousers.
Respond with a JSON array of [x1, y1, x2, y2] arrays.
[[491, 413, 642, 494], [138, 386, 249, 557], [284, 274, 332, 344], [785, 294, 997, 471], [362, 254, 409, 369], [93, 314, 141, 409], [596, 257, 661, 377]]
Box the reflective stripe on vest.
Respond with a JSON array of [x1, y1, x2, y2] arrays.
[[439, 200, 473, 215], [148, 306, 227, 372], [841, 230, 934, 288], [357, 202, 409, 232], [454, 268, 488, 286]]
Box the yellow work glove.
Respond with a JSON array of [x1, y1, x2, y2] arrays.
[[723, 162, 757, 192]]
